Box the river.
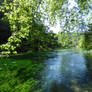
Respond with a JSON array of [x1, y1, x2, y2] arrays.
[[42, 49, 92, 92]]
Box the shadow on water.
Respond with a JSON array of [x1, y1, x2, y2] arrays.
[[42, 49, 92, 92]]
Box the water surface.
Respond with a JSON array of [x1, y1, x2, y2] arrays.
[[42, 49, 92, 92]]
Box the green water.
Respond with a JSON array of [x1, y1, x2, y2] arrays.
[[0, 49, 92, 92]]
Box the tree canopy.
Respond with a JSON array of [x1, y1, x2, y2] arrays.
[[0, 0, 92, 54]]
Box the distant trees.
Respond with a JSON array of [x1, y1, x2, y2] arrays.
[[58, 32, 71, 48], [57, 32, 81, 48]]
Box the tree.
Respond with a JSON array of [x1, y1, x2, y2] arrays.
[[42, 0, 90, 25], [58, 32, 72, 48], [0, 0, 58, 54], [0, 0, 43, 54]]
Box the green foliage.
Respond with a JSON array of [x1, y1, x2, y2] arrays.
[[0, 0, 58, 55], [78, 0, 88, 9], [78, 32, 92, 50], [88, 24, 92, 32], [28, 22, 58, 51], [58, 32, 71, 48], [43, 0, 66, 24], [0, 0, 35, 54], [42, 0, 90, 25], [0, 55, 46, 92], [84, 33, 92, 49], [58, 32, 82, 48], [0, 0, 90, 54], [78, 34, 86, 49]]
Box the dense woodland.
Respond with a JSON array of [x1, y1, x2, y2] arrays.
[[0, 0, 92, 55]]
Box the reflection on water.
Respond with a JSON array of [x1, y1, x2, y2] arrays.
[[43, 50, 92, 92]]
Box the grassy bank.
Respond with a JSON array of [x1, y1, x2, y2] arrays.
[[0, 53, 49, 92]]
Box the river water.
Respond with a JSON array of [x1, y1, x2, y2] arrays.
[[42, 49, 92, 92]]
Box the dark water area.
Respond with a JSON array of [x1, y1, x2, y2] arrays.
[[42, 49, 92, 92]]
